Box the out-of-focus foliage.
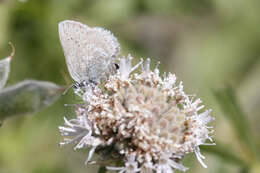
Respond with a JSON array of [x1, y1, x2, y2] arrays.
[[0, 0, 259, 173], [214, 87, 257, 160]]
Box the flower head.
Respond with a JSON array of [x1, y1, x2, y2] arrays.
[[59, 55, 214, 173]]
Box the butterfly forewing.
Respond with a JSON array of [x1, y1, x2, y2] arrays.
[[58, 20, 120, 84]]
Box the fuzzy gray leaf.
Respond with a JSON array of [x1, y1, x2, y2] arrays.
[[0, 43, 15, 89], [0, 57, 11, 89], [0, 80, 64, 120]]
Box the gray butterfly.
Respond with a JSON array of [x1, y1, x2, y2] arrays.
[[59, 20, 120, 89]]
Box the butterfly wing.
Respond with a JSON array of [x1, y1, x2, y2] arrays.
[[58, 20, 120, 83]]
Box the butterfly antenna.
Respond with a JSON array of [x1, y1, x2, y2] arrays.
[[60, 69, 71, 85], [60, 70, 73, 95], [62, 83, 74, 95]]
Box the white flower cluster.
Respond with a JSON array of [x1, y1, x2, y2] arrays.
[[59, 55, 214, 173]]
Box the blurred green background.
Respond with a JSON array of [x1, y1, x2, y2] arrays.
[[0, 0, 260, 173]]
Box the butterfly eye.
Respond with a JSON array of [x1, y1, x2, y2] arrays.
[[114, 63, 119, 70], [73, 82, 80, 89]]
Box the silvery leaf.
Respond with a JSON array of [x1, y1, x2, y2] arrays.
[[0, 80, 64, 121], [0, 57, 11, 89], [0, 43, 15, 89]]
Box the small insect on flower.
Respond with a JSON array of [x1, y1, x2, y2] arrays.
[[58, 20, 120, 94]]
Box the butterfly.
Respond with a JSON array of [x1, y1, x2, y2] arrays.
[[58, 20, 120, 90]]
